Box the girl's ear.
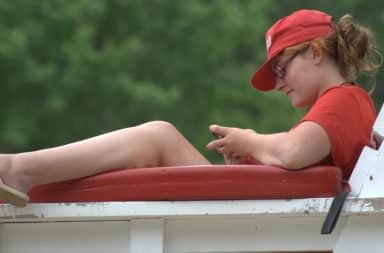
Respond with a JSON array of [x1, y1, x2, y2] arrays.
[[311, 43, 325, 65]]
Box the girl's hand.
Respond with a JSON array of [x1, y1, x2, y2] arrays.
[[206, 124, 257, 159], [370, 131, 383, 149]]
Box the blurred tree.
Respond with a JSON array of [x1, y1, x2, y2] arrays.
[[0, 0, 383, 163]]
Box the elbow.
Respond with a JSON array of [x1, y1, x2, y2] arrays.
[[278, 152, 303, 170], [270, 145, 303, 170]]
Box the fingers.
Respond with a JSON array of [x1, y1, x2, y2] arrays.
[[371, 131, 383, 149], [209, 124, 229, 138], [207, 124, 236, 156], [206, 138, 235, 159], [224, 154, 248, 164], [206, 138, 226, 150]]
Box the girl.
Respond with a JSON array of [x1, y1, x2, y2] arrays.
[[0, 9, 380, 206]]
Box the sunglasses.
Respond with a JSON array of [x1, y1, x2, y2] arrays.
[[272, 46, 309, 80]]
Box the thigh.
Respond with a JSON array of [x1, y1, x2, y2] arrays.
[[140, 121, 212, 166]]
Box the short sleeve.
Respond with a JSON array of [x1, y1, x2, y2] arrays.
[[296, 86, 375, 179]]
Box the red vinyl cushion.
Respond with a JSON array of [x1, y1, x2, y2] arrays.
[[28, 165, 343, 203]]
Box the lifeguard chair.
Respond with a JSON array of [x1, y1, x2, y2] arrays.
[[1, 106, 384, 253]]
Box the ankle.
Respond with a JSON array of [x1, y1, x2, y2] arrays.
[[1, 154, 32, 193], [0, 154, 12, 177]]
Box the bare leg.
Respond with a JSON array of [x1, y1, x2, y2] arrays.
[[0, 121, 210, 193]]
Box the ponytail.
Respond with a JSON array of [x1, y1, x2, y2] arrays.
[[323, 14, 382, 92]]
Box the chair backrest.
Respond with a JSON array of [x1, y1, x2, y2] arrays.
[[373, 103, 384, 151], [349, 103, 384, 197]]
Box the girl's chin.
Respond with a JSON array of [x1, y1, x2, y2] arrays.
[[289, 97, 307, 108], [291, 99, 311, 108]]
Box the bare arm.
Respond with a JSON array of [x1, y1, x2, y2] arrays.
[[250, 121, 330, 168], [206, 121, 331, 169]]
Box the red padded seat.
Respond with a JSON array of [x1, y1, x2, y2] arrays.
[[28, 165, 343, 203]]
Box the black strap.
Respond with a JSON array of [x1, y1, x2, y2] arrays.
[[321, 191, 350, 234]]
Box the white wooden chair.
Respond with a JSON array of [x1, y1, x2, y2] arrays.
[[1, 105, 384, 253]]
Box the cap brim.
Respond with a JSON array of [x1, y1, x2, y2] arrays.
[[251, 60, 276, 91]]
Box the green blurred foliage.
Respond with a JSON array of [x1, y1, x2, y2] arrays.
[[0, 0, 383, 163]]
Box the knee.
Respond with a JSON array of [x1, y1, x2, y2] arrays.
[[140, 121, 179, 136], [142, 121, 188, 148]]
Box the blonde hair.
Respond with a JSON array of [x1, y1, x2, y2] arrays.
[[281, 14, 382, 92]]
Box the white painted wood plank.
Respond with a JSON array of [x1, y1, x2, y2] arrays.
[[349, 146, 378, 197], [334, 214, 384, 253], [373, 103, 384, 142], [358, 154, 384, 198], [164, 217, 340, 253], [0, 221, 131, 253], [130, 219, 164, 253], [1, 197, 383, 223]]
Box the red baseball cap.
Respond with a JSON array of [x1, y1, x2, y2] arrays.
[[251, 9, 334, 91]]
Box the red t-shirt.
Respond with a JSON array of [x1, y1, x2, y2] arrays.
[[297, 84, 376, 180]]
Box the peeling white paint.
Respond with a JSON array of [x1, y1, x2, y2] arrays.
[[0, 197, 383, 223]]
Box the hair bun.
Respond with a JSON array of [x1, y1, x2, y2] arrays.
[[337, 14, 371, 59]]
